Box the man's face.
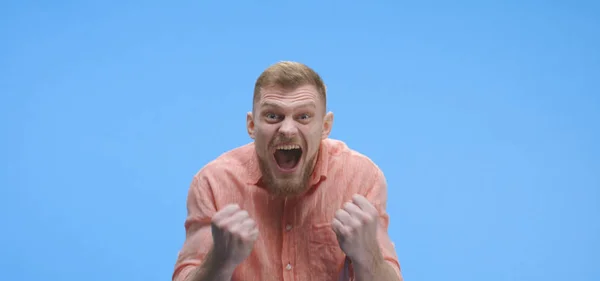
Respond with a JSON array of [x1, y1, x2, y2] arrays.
[[247, 84, 333, 197]]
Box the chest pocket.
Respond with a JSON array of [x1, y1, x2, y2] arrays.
[[308, 222, 346, 280]]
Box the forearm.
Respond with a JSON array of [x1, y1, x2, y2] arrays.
[[185, 249, 236, 281], [353, 257, 402, 281]]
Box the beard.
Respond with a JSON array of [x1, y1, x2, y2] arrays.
[[257, 152, 317, 197]]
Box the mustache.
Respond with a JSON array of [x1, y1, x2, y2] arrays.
[[270, 136, 301, 146]]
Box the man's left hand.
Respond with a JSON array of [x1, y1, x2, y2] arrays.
[[331, 194, 383, 267]]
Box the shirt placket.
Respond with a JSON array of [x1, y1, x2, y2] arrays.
[[281, 197, 296, 281]]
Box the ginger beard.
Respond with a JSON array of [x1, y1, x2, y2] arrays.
[[257, 137, 318, 197]]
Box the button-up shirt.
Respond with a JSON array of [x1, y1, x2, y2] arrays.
[[172, 138, 402, 281]]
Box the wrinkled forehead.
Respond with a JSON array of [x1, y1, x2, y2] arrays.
[[255, 84, 325, 111]]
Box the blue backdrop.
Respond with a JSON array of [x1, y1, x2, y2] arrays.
[[1, 1, 598, 280]]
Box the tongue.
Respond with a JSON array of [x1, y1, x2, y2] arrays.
[[274, 150, 298, 169]]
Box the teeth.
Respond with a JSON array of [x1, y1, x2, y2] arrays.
[[276, 144, 301, 150]]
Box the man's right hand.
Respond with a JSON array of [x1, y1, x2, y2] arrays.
[[210, 204, 259, 270]]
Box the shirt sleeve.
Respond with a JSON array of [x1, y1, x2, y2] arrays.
[[172, 173, 218, 281], [364, 167, 404, 281]]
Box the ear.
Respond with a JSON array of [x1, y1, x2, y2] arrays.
[[321, 111, 334, 139], [247, 112, 255, 139]]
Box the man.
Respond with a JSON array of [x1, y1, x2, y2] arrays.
[[172, 61, 403, 281]]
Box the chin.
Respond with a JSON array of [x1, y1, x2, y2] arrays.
[[268, 179, 308, 197], [265, 166, 310, 197]]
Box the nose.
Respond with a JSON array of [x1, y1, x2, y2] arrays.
[[278, 117, 298, 137]]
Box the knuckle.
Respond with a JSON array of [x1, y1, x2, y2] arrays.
[[242, 232, 258, 242], [343, 228, 354, 238], [368, 210, 379, 220], [222, 223, 234, 232], [212, 220, 226, 229], [362, 213, 375, 224], [237, 210, 249, 219], [229, 225, 242, 235], [241, 233, 252, 241]]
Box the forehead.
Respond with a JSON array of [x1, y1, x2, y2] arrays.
[[257, 85, 323, 110]]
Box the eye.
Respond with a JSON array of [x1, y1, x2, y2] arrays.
[[298, 113, 311, 120], [265, 113, 279, 120]]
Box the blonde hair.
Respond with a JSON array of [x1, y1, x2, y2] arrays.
[[253, 61, 327, 110]]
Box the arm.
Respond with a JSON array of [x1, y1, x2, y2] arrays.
[[354, 168, 403, 281], [185, 248, 235, 281], [172, 175, 237, 281], [353, 258, 401, 281]]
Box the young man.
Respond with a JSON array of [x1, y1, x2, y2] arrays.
[[172, 61, 403, 281]]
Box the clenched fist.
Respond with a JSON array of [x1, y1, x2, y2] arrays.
[[211, 204, 259, 269], [332, 194, 382, 267]]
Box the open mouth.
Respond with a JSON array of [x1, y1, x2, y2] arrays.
[[273, 144, 302, 171]]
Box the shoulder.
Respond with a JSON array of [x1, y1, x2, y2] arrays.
[[192, 142, 256, 185], [324, 138, 384, 177], [323, 138, 389, 206], [322, 138, 386, 196]]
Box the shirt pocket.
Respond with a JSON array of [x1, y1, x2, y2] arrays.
[[308, 223, 346, 280]]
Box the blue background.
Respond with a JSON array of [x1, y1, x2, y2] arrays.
[[1, 1, 599, 280]]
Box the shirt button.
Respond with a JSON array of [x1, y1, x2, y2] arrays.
[[286, 263, 292, 270], [285, 224, 292, 231]]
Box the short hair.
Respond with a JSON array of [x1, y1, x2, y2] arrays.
[[253, 61, 327, 112]]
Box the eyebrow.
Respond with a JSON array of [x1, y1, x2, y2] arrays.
[[260, 101, 317, 109]]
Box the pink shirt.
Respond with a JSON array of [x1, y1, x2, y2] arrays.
[[173, 138, 403, 281]]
